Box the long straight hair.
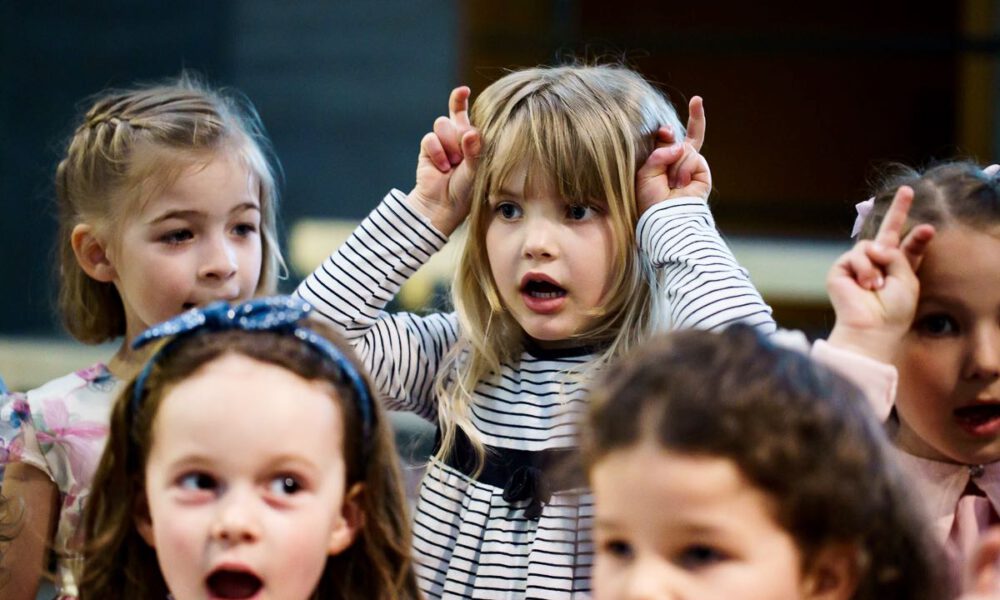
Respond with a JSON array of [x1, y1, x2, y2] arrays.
[[436, 63, 684, 467]]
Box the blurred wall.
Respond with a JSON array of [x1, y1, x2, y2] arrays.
[[1, 0, 997, 346], [0, 0, 458, 337]]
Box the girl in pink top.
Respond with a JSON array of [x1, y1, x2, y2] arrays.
[[827, 161, 1000, 583]]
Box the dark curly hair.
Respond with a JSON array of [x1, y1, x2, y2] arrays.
[[583, 324, 949, 600]]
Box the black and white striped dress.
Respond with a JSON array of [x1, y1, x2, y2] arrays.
[[297, 190, 775, 598]]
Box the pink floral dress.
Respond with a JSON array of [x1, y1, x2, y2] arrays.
[[0, 364, 121, 598]]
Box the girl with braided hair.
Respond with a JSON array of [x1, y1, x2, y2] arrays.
[[0, 73, 283, 599]]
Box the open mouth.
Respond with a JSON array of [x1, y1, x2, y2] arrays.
[[521, 279, 567, 299], [206, 569, 263, 599], [954, 404, 1000, 434]]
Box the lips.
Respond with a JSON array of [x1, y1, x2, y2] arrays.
[[954, 403, 1000, 437], [519, 273, 567, 314], [206, 568, 263, 599], [183, 294, 241, 311]]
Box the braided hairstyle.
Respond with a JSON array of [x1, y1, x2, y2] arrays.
[[56, 73, 285, 343]]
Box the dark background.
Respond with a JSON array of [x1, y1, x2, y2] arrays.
[[2, 0, 997, 339]]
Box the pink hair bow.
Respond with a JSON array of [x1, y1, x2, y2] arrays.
[[851, 164, 998, 239], [851, 197, 874, 238]]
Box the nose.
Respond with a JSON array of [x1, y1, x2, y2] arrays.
[[210, 490, 261, 544], [199, 234, 238, 281], [522, 216, 558, 260], [622, 558, 682, 600], [965, 326, 1000, 380]]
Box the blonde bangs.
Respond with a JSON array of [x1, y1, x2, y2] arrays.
[[438, 64, 685, 468]]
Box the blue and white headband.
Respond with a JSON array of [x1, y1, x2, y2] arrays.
[[131, 296, 373, 442]]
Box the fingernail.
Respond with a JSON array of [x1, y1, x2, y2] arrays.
[[875, 275, 885, 289]]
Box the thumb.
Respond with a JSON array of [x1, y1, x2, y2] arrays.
[[969, 527, 1000, 594]]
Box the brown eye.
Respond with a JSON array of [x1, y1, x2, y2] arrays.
[[915, 313, 959, 336], [268, 475, 302, 496], [178, 472, 216, 491]]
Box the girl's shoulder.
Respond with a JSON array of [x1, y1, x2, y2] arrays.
[[1, 363, 120, 469], [26, 363, 120, 400], [14, 363, 122, 424]]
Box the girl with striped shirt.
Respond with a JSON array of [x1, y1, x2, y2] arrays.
[[298, 64, 775, 598]]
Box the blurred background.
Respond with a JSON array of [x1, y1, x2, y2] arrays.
[[1, 0, 998, 392]]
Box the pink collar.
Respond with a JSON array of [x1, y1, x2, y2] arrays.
[[893, 450, 1000, 541]]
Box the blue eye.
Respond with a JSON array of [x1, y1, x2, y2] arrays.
[[161, 229, 193, 245], [232, 223, 258, 237], [496, 202, 522, 219], [566, 204, 593, 220], [677, 544, 727, 570], [178, 472, 217, 491], [915, 313, 959, 336], [268, 475, 303, 496]]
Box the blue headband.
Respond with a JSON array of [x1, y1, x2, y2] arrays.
[[131, 296, 373, 442]]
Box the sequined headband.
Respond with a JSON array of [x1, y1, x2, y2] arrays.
[[131, 296, 373, 442]]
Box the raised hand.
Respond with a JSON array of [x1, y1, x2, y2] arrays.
[[409, 86, 482, 235], [826, 186, 935, 363], [960, 527, 1000, 599], [636, 96, 711, 214]]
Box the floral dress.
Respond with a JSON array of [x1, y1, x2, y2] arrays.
[[0, 364, 121, 598]]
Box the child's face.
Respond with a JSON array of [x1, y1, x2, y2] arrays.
[[137, 353, 360, 600], [485, 165, 614, 347], [591, 445, 815, 600], [894, 225, 1000, 465], [108, 152, 262, 342]]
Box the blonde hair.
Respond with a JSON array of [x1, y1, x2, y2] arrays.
[[436, 64, 684, 466], [56, 73, 285, 343]]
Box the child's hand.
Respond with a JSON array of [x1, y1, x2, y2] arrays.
[[636, 96, 711, 215], [408, 86, 482, 235], [960, 527, 1000, 599], [826, 186, 935, 363]]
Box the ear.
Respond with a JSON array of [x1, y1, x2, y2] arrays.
[[801, 543, 860, 600], [71, 223, 116, 283], [133, 492, 156, 548], [327, 483, 365, 555]]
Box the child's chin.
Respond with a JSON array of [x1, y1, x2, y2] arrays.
[[945, 442, 1000, 466]]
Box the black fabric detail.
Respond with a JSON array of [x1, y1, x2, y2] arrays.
[[438, 427, 572, 520]]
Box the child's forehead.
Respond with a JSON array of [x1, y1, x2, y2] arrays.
[[917, 225, 1000, 293], [124, 146, 259, 215], [155, 353, 344, 441]]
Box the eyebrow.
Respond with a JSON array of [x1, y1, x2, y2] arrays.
[[593, 517, 622, 530], [917, 290, 967, 306], [148, 202, 260, 225]]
